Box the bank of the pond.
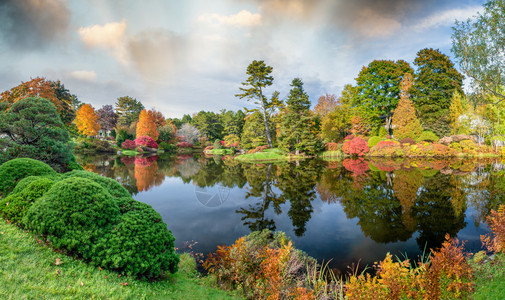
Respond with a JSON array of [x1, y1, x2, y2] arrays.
[[0, 218, 239, 299], [0, 217, 240, 299]]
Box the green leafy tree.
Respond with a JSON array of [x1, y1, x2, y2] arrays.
[[320, 105, 352, 142], [412, 48, 464, 137], [115, 96, 144, 127], [452, 0, 505, 104], [240, 112, 275, 149], [354, 60, 414, 132], [392, 73, 423, 140], [236, 60, 282, 148], [0, 97, 74, 171], [278, 78, 320, 155], [191, 111, 223, 141], [222, 109, 245, 137]]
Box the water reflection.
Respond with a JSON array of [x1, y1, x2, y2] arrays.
[[75, 153, 505, 271]]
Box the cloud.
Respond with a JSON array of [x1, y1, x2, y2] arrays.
[[198, 10, 262, 27], [412, 6, 481, 31], [0, 0, 70, 49], [78, 21, 130, 65], [351, 8, 402, 38], [68, 70, 97, 82]]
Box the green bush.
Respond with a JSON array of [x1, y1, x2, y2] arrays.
[[61, 170, 131, 200], [213, 139, 223, 150], [417, 131, 439, 142], [368, 136, 382, 148], [24, 177, 121, 257], [0, 177, 57, 224], [378, 127, 388, 138], [159, 142, 176, 153], [94, 201, 179, 278], [0, 158, 57, 197]]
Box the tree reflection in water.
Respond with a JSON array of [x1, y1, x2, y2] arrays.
[[76, 153, 505, 253]]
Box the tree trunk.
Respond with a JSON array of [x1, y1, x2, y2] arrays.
[[259, 87, 273, 148]]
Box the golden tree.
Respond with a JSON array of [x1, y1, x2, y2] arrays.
[[392, 73, 423, 140], [74, 104, 101, 136], [136, 109, 159, 140]]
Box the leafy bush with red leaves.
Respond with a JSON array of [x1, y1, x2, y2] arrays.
[[204, 145, 213, 152], [121, 139, 136, 150], [342, 136, 369, 156], [325, 142, 339, 151], [342, 158, 369, 176], [344, 134, 355, 141], [247, 145, 269, 154], [399, 138, 416, 145], [135, 136, 158, 149], [369, 140, 403, 157], [176, 142, 193, 148]]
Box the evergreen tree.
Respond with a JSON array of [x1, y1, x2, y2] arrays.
[[278, 78, 319, 155], [392, 73, 423, 140], [412, 48, 464, 137], [236, 60, 282, 148], [241, 112, 275, 149], [191, 111, 223, 140], [115, 96, 144, 127]]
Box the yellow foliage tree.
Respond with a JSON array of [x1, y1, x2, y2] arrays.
[[74, 104, 101, 136], [392, 73, 423, 140], [449, 91, 467, 135], [136, 109, 159, 140]]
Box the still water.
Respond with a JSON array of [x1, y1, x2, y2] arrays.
[[76, 154, 503, 274]]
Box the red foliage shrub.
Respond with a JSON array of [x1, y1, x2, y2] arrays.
[[344, 134, 355, 141], [135, 135, 158, 148], [482, 205, 505, 253], [325, 142, 338, 151], [432, 143, 452, 156], [399, 138, 416, 145], [204, 145, 213, 152], [248, 145, 269, 154], [176, 142, 193, 148], [121, 139, 136, 150], [342, 137, 369, 156]]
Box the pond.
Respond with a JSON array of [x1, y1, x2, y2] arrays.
[[76, 153, 504, 275]]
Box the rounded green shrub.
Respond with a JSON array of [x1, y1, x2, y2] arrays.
[[0, 158, 57, 197], [417, 131, 439, 143], [23, 177, 120, 258], [368, 136, 382, 148], [94, 201, 179, 278], [0, 177, 57, 224], [61, 170, 131, 199]]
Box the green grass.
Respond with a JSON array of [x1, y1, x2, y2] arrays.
[[235, 148, 289, 163], [318, 150, 344, 159], [205, 149, 234, 155], [120, 150, 139, 156], [471, 252, 505, 299], [0, 217, 241, 299]]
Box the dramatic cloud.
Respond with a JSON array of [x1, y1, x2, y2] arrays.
[[198, 10, 262, 27], [0, 0, 70, 49], [350, 8, 402, 38], [412, 6, 482, 31], [78, 21, 130, 65], [68, 70, 97, 82]]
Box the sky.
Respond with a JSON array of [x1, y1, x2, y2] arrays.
[[0, 0, 486, 118]]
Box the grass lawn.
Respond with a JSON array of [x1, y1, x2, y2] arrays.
[[470, 251, 505, 299], [120, 150, 139, 156], [0, 217, 241, 299], [235, 148, 292, 163], [205, 149, 234, 155]]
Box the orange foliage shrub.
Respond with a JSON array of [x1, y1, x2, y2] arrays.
[[136, 109, 159, 140], [325, 142, 339, 151], [481, 205, 505, 253], [248, 145, 269, 154]]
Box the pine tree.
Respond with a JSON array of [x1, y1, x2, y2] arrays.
[[278, 78, 319, 155], [136, 109, 159, 140], [392, 73, 423, 140], [74, 104, 101, 136]]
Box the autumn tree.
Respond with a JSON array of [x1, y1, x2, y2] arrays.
[[0, 77, 75, 125], [314, 93, 337, 117], [392, 73, 423, 140], [96, 105, 118, 133], [278, 78, 320, 155], [412, 48, 464, 137], [354, 60, 414, 132], [236, 60, 282, 148], [115, 96, 144, 127], [449, 91, 467, 135], [151, 109, 166, 128], [75, 104, 101, 136], [452, 0, 505, 104], [136, 109, 159, 140]]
